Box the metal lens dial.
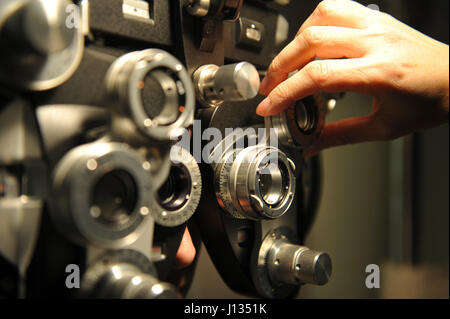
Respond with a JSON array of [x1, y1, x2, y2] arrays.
[[106, 49, 195, 141], [158, 165, 191, 211], [216, 143, 296, 220], [150, 146, 202, 227], [266, 96, 326, 149], [51, 142, 155, 247], [258, 162, 288, 207]]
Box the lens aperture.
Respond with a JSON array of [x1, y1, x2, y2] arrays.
[[92, 169, 138, 226], [258, 162, 287, 207], [157, 165, 191, 211]]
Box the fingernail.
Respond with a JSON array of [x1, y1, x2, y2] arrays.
[[256, 97, 272, 116]]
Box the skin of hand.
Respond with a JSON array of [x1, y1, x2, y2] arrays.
[[174, 227, 196, 269], [257, 0, 449, 156]]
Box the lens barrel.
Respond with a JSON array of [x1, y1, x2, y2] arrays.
[[51, 142, 156, 247]]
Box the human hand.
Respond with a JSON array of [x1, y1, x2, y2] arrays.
[[257, 0, 449, 156]]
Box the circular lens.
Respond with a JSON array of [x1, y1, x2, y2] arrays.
[[106, 49, 195, 142], [259, 162, 287, 206], [141, 72, 167, 119], [92, 169, 138, 226], [140, 69, 183, 126], [157, 165, 191, 211], [295, 101, 317, 135]]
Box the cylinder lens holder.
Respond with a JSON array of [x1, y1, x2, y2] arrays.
[[51, 142, 156, 248], [151, 146, 202, 227], [266, 96, 326, 149], [212, 132, 296, 220], [105, 49, 195, 142]]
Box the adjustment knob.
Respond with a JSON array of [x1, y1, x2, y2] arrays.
[[254, 228, 332, 298], [81, 250, 179, 299], [99, 264, 178, 299], [193, 62, 260, 107], [267, 238, 332, 286]]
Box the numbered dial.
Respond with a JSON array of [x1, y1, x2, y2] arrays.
[[150, 146, 202, 227]]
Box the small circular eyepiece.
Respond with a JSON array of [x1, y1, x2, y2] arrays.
[[157, 165, 191, 211], [294, 101, 317, 135], [215, 141, 296, 220], [51, 142, 155, 247], [92, 169, 138, 226], [258, 162, 288, 207], [149, 146, 202, 227], [105, 49, 195, 142], [266, 96, 326, 149]]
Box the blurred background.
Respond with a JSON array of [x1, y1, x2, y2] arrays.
[[187, 0, 449, 299]]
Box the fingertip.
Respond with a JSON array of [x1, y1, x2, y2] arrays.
[[257, 98, 291, 117], [175, 228, 196, 269], [256, 97, 272, 116]]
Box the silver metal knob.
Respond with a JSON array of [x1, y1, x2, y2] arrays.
[[193, 62, 260, 107], [81, 250, 179, 299], [268, 238, 332, 286], [100, 264, 178, 299]]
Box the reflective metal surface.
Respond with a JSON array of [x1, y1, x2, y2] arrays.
[[81, 249, 178, 299], [212, 131, 296, 220], [51, 142, 155, 248], [193, 62, 260, 107], [186, 0, 211, 17], [106, 49, 195, 142], [152, 146, 202, 227], [0, 0, 84, 91], [253, 227, 331, 298], [267, 96, 326, 149]]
